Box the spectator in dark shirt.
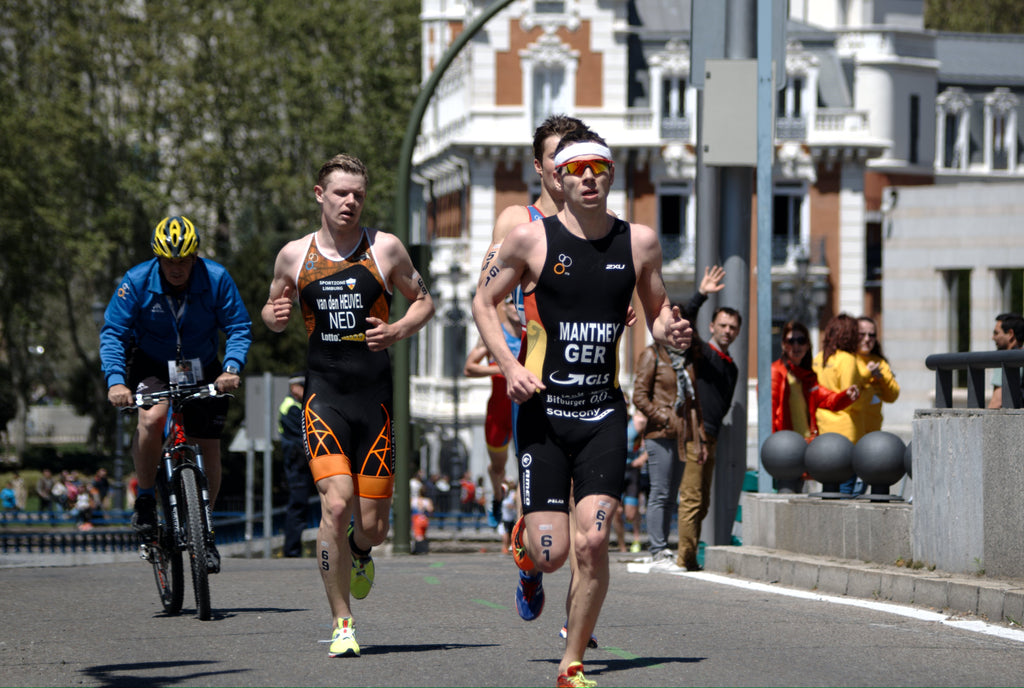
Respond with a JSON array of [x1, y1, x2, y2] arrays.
[[675, 296, 741, 571]]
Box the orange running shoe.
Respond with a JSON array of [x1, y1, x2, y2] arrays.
[[510, 516, 535, 572]]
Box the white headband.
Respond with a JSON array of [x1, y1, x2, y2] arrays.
[[554, 142, 613, 167]]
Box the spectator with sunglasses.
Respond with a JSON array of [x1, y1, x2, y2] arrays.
[[771, 320, 859, 492], [851, 316, 900, 436]]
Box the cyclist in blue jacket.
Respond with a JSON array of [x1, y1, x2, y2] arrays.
[[100, 215, 252, 571]]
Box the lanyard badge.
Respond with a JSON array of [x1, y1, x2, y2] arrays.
[[168, 358, 203, 385]]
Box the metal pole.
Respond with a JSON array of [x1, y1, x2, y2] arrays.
[[755, 0, 775, 493], [263, 372, 273, 559], [111, 411, 125, 512], [245, 439, 254, 558], [695, 88, 722, 333], [451, 310, 461, 483], [391, 0, 515, 554], [707, 0, 757, 546]]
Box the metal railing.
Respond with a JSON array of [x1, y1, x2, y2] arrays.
[[1, 530, 138, 554], [924, 349, 1024, 408]]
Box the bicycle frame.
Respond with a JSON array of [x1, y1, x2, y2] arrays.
[[159, 407, 214, 552], [133, 382, 225, 620]]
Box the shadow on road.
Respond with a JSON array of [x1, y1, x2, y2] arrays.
[[361, 642, 501, 655], [83, 660, 248, 688]]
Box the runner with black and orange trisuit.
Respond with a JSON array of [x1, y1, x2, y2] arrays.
[[262, 153, 434, 658]]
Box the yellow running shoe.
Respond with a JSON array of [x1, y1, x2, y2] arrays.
[[328, 617, 360, 657], [557, 662, 596, 687], [348, 523, 374, 600], [351, 554, 374, 600]]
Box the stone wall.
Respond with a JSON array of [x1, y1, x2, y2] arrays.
[[913, 408, 1024, 578], [741, 494, 912, 565], [741, 408, 1024, 580]]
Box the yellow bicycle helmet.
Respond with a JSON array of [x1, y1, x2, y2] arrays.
[[152, 216, 200, 258]]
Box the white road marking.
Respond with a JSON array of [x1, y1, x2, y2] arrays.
[[626, 563, 1024, 644]]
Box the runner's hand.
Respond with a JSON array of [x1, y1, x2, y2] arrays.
[[505, 365, 545, 405], [365, 316, 397, 351], [268, 285, 295, 328]]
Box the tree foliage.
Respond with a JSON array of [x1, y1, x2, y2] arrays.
[[925, 0, 1024, 33], [0, 0, 421, 460]]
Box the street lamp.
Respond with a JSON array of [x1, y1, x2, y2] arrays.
[[92, 301, 126, 513], [777, 246, 829, 326], [443, 263, 468, 484]]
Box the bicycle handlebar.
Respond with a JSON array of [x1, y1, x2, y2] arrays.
[[133, 383, 228, 408]]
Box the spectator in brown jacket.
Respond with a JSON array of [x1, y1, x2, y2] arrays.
[[633, 342, 685, 565]]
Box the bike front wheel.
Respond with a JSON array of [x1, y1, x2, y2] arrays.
[[180, 466, 211, 620]]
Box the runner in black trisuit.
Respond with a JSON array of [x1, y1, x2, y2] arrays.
[[472, 128, 692, 688]]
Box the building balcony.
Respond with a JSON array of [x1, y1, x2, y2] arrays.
[[772, 237, 826, 267], [807, 109, 875, 143], [660, 116, 691, 141], [776, 116, 807, 141], [411, 375, 490, 426], [659, 235, 697, 287]]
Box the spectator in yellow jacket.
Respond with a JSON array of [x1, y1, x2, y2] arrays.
[[851, 316, 900, 435], [813, 313, 872, 495]]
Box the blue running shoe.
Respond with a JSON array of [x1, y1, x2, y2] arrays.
[[515, 570, 544, 621], [559, 621, 599, 648]]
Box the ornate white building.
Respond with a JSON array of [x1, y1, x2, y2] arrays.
[[408, 0, 1024, 482]]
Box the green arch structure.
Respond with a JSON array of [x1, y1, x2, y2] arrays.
[[390, 0, 515, 554]]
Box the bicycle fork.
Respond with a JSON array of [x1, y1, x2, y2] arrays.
[[173, 447, 216, 549], [163, 449, 187, 548], [192, 448, 217, 549]]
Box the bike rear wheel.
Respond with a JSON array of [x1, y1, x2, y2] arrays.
[[154, 488, 184, 615], [180, 465, 211, 620]]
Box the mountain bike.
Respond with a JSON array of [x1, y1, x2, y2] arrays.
[[132, 382, 227, 620]]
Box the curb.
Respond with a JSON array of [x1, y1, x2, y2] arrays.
[[704, 544, 1024, 626]]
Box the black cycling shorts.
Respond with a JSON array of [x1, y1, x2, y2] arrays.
[[515, 395, 627, 514], [128, 350, 228, 440]]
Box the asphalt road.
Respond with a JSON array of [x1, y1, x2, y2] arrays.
[[2, 550, 1023, 687]]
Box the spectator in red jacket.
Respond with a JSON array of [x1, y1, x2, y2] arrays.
[[770, 321, 859, 492]]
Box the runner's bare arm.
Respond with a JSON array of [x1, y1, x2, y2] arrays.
[[464, 338, 496, 378], [365, 233, 435, 351], [262, 239, 305, 332], [472, 225, 544, 403], [478, 205, 531, 288]]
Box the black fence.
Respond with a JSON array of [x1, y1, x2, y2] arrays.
[[0, 502, 498, 555], [0, 530, 138, 554], [0, 510, 132, 528], [925, 349, 1024, 408]]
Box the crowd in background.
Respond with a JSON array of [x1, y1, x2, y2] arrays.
[[0, 467, 136, 531]]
